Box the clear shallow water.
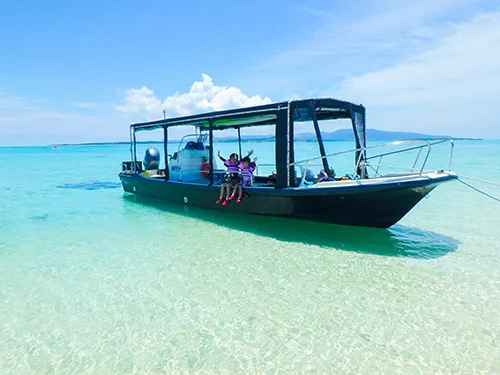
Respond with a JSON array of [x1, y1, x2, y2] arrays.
[[0, 141, 499, 374]]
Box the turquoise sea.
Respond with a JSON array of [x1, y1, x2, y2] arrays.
[[1, 140, 499, 374]]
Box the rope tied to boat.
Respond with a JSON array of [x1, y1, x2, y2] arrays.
[[457, 176, 500, 203], [458, 175, 500, 187]]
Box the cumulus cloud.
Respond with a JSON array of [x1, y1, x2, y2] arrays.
[[116, 74, 273, 121]]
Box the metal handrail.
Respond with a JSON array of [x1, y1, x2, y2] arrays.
[[159, 138, 455, 188], [177, 166, 255, 185], [291, 139, 454, 187], [255, 163, 277, 175]]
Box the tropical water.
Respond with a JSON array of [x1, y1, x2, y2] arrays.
[[0, 140, 499, 374]]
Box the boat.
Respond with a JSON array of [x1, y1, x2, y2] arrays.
[[119, 97, 457, 228]]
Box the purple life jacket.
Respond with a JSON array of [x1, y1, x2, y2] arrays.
[[239, 162, 256, 185], [224, 159, 240, 173]]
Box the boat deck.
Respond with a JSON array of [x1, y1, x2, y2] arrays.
[[138, 170, 457, 190]]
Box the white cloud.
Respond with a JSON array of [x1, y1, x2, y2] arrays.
[[0, 75, 274, 145], [243, 0, 483, 97], [325, 10, 500, 138], [3, 1, 499, 144], [0, 92, 40, 112], [0, 90, 127, 146], [335, 11, 500, 106], [236, 2, 499, 138], [115, 74, 272, 121]]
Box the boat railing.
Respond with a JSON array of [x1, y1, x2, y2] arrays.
[[291, 139, 454, 187], [176, 165, 216, 185], [176, 167, 258, 186], [254, 164, 276, 176]]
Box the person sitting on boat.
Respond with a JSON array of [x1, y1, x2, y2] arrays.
[[239, 156, 257, 186], [215, 149, 254, 205], [228, 156, 257, 203], [317, 170, 334, 183]]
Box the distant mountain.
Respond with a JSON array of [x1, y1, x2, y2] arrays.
[[55, 129, 477, 146], [214, 134, 274, 142], [215, 129, 465, 143], [294, 129, 455, 141]]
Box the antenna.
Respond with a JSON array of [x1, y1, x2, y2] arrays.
[[162, 109, 166, 119]]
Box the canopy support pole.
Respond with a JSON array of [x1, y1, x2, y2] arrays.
[[209, 120, 214, 185], [163, 126, 169, 180], [308, 101, 329, 173], [237, 128, 242, 158]]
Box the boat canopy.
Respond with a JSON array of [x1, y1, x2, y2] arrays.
[[130, 98, 364, 132], [129, 98, 367, 187]]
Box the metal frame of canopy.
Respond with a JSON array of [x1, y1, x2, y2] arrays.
[[128, 98, 366, 188]]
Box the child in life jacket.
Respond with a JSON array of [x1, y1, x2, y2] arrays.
[[215, 150, 253, 205], [229, 156, 257, 203]]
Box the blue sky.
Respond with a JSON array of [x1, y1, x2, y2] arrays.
[[1, 0, 500, 145]]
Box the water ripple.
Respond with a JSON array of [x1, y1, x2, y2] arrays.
[[57, 181, 121, 190], [122, 195, 460, 259]]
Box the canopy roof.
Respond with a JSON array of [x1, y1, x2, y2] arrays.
[[130, 98, 365, 132]]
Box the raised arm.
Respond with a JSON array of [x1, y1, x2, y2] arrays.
[[249, 157, 257, 173], [217, 150, 226, 162]]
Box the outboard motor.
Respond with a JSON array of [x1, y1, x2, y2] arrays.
[[143, 147, 160, 170], [304, 169, 315, 181]]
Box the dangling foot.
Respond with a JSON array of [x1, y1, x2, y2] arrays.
[[215, 197, 224, 205], [222, 199, 228, 206], [236, 198, 242, 204], [228, 195, 235, 201]]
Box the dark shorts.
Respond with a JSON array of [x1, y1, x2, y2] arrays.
[[225, 173, 240, 185]]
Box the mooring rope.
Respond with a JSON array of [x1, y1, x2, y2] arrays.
[[457, 177, 500, 203], [458, 175, 500, 187]]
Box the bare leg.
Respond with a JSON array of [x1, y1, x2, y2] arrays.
[[216, 183, 227, 204], [237, 185, 242, 199], [230, 184, 239, 199]]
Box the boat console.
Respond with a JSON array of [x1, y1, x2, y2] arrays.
[[169, 135, 221, 183]]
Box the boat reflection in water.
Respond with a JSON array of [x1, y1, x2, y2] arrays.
[[123, 194, 460, 259]]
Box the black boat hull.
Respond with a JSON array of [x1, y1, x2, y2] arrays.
[[119, 173, 456, 228]]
